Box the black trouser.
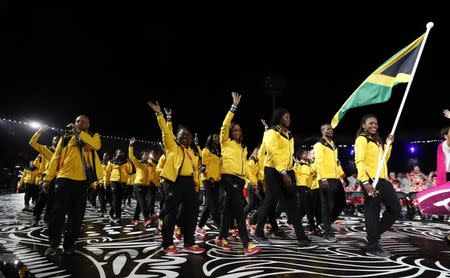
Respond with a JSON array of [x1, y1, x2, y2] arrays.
[[105, 185, 112, 205], [88, 186, 97, 207], [243, 185, 261, 219], [109, 182, 124, 219], [297, 186, 316, 231], [33, 183, 54, 222], [122, 185, 133, 206], [24, 184, 38, 207], [310, 188, 322, 226], [147, 185, 158, 216], [49, 178, 88, 249], [161, 176, 197, 249], [319, 179, 346, 236], [158, 185, 165, 220], [361, 179, 401, 249], [219, 174, 250, 247], [256, 168, 307, 240], [198, 180, 222, 228], [133, 185, 150, 221], [97, 184, 107, 212]]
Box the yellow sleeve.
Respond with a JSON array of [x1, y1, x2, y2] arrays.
[[338, 164, 345, 177], [385, 144, 392, 162], [313, 143, 325, 180], [355, 136, 369, 183], [29, 132, 54, 161], [220, 111, 234, 145], [33, 156, 40, 169], [156, 154, 166, 176], [257, 141, 266, 164], [167, 119, 173, 133], [156, 114, 176, 152], [18, 170, 26, 186], [244, 152, 257, 185], [104, 162, 112, 185], [79, 132, 101, 151], [128, 146, 142, 169], [262, 130, 286, 172], [44, 138, 63, 182]]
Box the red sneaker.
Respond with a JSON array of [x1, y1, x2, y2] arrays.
[[195, 227, 207, 236], [244, 242, 262, 256], [182, 245, 205, 254], [174, 226, 182, 241], [215, 238, 232, 251], [144, 219, 152, 228], [133, 219, 140, 225], [157, 219, 163, 231], [164, 245, 179, 255]]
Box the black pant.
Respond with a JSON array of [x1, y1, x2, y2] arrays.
[[158, 185, 165, 220], [256, 167, 307, 240], [33, 183, 54, 222], [109, 182, 124, 219], [297, 186, 316, 231], [161, 176, 197, 249], [24, 184, 39, 207], [49, 178, 88, 249], [319, 179, 346, 236], [97, 184, 107, 212], [133, 185, 149, 221], [311, 188, 322, 225], [147, 185, 158, 216], [198, 180, 222, 228], [361, 179, 401, 248], [219, 174, 250, 247], [122, 185, 133, 206], [105, 185, 112, 205], [88, 186, 97, 207]]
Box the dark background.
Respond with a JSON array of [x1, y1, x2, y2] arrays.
[[1, 4, 449, 177]]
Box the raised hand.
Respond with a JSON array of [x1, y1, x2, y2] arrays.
[[231, 92, 241, 107], [164, 107, 172, 117], [444, 109, 450, 119], [148, 101, 161, 113], [130, 137, 136, 146], [260, 119, 268, 130], [38, 126, 49, 133]]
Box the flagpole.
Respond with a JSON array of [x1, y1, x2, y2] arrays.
[[372, 22, 434, 189]]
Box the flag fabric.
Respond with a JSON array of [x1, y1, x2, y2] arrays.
[[331, 34, 425, 128]]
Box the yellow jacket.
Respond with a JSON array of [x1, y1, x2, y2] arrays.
[[354, 133, 392, 183], [313, 137, 344, 180], [261, 126, 294, 173], [29, 132, 55, 178], [294, 160, 313, 187], [104, 161, 132, 184], [129, 146, 153, 186], [149, 161, 160, 186], [44, 132, 103, 183], [257, 143, 266, 182], [156, 154, 166, 182], [155, 114, 201, 186], [220, 111, 256, 185], [201, 148, 221, 182], [18, 167, 39, 187], [247, 158, 260, 187]]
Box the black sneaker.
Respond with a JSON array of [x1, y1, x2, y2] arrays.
[[298, 239, 312, 247], [45, 247, 58, 256], [375, 243, 391, 257], [64, 247, 75, 255], [254, 236, 272, 245], [31, 219, 39, 227], [323, 234, 337, 243]]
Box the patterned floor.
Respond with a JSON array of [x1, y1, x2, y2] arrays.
[[1, 193, 450, 277]]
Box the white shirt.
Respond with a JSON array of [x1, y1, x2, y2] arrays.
[[443, 141, 450, 172]]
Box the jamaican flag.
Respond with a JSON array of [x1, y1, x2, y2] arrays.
[[331, 34, 425, 128]]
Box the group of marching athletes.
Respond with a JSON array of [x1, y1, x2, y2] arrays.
[[18, 92, 408, 258]]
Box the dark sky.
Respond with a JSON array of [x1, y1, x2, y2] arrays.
[[0, 4, 449, 172]]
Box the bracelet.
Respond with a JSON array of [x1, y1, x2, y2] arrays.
[[166, 116, 172, 121], [281, 170, 287, 175], [155, 111, 163, 115], [230, 105, 237, 112]]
